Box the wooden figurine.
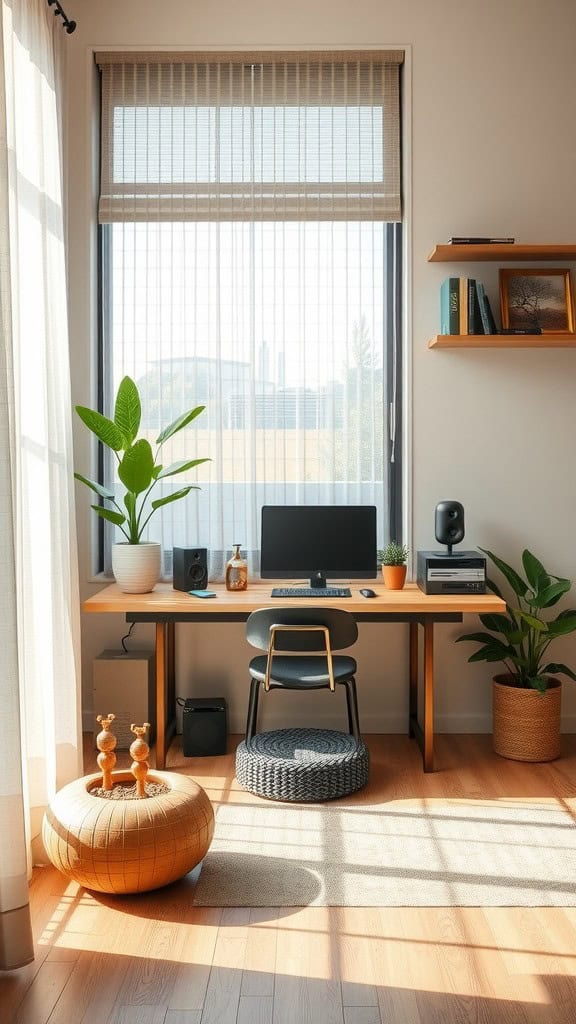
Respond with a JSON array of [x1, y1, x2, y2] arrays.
[[96, 713, 117, 791], [130, 722, 151, 797]]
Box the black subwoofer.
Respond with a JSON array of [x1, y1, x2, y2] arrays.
[[172, 547, 208, 591], [182, 697, 228, 756]]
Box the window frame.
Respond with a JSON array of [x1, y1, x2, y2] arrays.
[[94, 51, 405, 574]]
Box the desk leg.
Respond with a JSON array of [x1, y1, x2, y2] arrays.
[[408, 619, 436, 772], [155, 621, 167, 770], [167, 621, 175, 722], [409, 622, 418, 736], [423, 620, 435, 772]]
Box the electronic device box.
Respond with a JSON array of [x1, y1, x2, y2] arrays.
[[93, 650, 156, 749], [417, 550, 486, 595], [182, 697, 228, 757]]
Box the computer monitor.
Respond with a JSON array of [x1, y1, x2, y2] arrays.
[[260, 505, 377, 587]]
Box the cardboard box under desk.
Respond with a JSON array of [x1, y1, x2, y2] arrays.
[[93, 650, 156, 749]]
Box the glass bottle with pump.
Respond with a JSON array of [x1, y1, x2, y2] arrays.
[[225, 543, 248, 591]]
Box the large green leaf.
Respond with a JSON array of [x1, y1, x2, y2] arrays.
[[156, 458, 210, 479], [74, 473, 115, 500], [507, 628, 530, 645], [478, 613, 516, 635], [516, 610, 547, 632], [90, 504, 126, 526], [466, 642, 528, 667], [151, 485, 196, 510], [118, 440, 155, 494], [456, 631, 500, 646], [485, 576, 504, 599], [480, 548, 528, 599], [114, 376, 141, 447], [75, 406, 125, 451], [466, 639, 516, 663], [155, 406, 205, 445], [545, 613, 576, 637], [542, 662, 576, 681], [529, 578, 571, 609], [522, 549, 550, 592]]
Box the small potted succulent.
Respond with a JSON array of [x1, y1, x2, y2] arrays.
[[378, 542, 409, 590], [74, 375, 209, 593], [457, 547, 576, 762]]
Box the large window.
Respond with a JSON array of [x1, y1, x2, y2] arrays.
[[97, 52, 403, 577]]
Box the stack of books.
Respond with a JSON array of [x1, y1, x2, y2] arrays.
[[440, 277, 498, 336]]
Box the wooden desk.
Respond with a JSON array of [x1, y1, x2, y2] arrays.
[[84, 581, 505, 772]]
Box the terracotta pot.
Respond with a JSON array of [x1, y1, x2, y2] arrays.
[[492, 674, 561, 762], [381, 564, 407, 590]]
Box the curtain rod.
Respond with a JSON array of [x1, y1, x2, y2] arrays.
[[46, 0, 76, 34]]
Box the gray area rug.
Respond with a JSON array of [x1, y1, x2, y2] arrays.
[[192, 797, 576, 907]]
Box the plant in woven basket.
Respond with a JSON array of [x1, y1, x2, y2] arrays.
[[377, 542, 409, 566], [456, 547, 576, 693]]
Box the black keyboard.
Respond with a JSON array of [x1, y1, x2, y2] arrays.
[[270, 586, 352, 598]]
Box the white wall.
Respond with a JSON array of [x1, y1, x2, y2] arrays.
[[64, 0, 576, 735]]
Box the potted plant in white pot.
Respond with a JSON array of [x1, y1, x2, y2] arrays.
[[74, 375, 209, 593], [457, 547, 576, 762], [378, 542, 409, 590]]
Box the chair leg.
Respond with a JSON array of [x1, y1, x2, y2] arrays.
[[342, 678, 361, 742], [343, 681, 353, 734], [245, 677, 261, 745]]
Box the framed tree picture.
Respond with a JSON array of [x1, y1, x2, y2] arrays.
[[499, 268, 575, 334]]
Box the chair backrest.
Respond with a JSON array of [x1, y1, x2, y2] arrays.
[[246, 606, 358, 652]]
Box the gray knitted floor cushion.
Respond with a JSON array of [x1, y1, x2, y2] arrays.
[[235, 728, 369, 802]]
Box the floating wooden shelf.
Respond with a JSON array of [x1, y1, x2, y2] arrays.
[[429, 334, 576, 349], [428, 244, 576, 263]]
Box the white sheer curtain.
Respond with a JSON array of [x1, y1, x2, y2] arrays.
[[97, 53, 402, 579], [0, 0, 81, 970]]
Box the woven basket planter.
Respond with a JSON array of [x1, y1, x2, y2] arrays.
[[492, 674, 561, 762]]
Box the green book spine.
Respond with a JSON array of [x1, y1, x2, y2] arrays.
[[440, 277, 459, 334]]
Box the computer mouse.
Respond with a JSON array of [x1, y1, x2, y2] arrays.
[[360, 588, 377, 598]]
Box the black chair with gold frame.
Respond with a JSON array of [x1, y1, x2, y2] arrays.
[[243, 606, 362, 744], [237, 606, 369, 801]]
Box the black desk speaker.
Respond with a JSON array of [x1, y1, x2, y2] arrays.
[[435, 501, 465, 549], [173, 547, 208, 591], [182, 697, 228, 756]]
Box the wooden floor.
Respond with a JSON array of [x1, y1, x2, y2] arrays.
[[2, 734, 576, 1024]]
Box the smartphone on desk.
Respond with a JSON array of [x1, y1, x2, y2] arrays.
[[188, 589, 217, 598]]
